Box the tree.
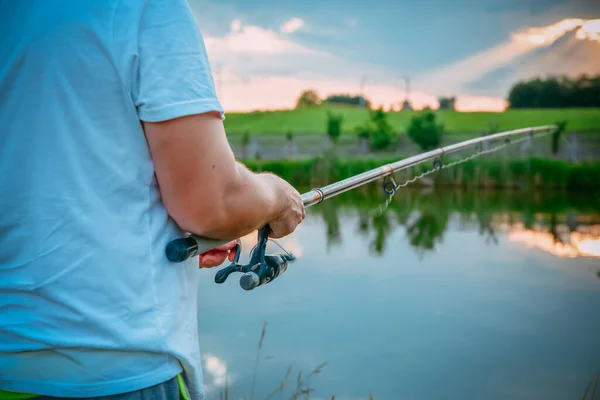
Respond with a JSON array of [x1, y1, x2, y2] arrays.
[[295, 90, 321, 108], [326, 111, 343, 145], [323, 94, 371, 108], [438, 96, 456, 110], [407, 110, 444, 151], [508, 75, 600, 108], [354, 107, 395, 151]]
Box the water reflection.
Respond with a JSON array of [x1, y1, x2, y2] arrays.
[[321, 201, 341, 250], [509, 228, 600, 258], [310, 187, 600, 260], [405, 208, 448, 256], [202, 354, 230, 395]]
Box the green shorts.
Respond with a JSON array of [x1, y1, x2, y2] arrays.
[[0, 374, 190, 400]]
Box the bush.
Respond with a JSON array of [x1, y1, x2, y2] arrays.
[[354, 108, 396, 151], [407, 110, 444, 151], [326, 111, 343, 144], [356, 125, 370, 139]]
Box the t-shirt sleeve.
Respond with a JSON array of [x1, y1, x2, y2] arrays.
[[133, 0, 223, 122]]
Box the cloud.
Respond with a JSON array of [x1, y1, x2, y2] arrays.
[[577, 19, 600, 43], [203, 19, 354, 84], [230, 19, 241, 34], [212, 60, 507, 112], [455, 95, 507, 112], [201, 16, 599, 112], [512, 36, 600, 83], [215, 74, 439, 112], [212, 61, 508, 113], [418, 18, 600, 95], [512, 18, 585, 46], [201, 19, 440, 111], [280, 17, 304, 34], [204, 21, 316, 56]]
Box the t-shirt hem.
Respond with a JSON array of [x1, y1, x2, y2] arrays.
[[0, 363, 182, 398], [139, 99, 225, 123]]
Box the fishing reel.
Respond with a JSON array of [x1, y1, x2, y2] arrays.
[[214, 225, 296, 291]]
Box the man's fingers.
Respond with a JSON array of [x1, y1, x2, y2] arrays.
[[199, 239, 239, 268], [199, 250, 229, 268], [212, 240, 238, 251], [228, 247, 237, 262]]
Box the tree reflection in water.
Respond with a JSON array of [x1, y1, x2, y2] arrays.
[[313, 186, 598, 258], [320, 200, 341, 251], [405, 208, 449, 257], [369, 213, 391, 256]]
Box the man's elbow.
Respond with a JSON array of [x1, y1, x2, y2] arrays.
[[169, 199, 248, 240], [172, 206, 228, 239]]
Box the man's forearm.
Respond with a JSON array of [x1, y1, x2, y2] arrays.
[[143, 114, 298, 240], [216, 162, 282, 236], [182, 162, 284, 240]]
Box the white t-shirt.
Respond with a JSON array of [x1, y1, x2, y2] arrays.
[[0, 0, 223, 398]]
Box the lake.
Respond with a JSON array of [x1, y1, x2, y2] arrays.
[[196, 188, 600, 400]]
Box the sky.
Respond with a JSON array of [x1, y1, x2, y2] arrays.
[[188, 0, 600, 112]]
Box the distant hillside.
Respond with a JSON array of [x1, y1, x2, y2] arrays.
[[223, 106, 600, 136]]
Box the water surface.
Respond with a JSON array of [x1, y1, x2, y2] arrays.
[[197, 189, 600, 400]]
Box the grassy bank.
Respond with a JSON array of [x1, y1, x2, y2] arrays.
[[243, 156, 600, 191], [224, 106, 600, 136]]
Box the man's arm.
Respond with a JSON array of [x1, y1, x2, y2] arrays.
[[143, 112, 305, 240]]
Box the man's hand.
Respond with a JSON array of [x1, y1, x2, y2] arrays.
[[199, 240, 238, 268], [262, 174, 305, 238]]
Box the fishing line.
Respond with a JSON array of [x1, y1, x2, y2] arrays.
[[370, 130, 553, 217]]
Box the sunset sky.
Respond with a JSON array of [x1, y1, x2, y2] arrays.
[[188, 0, 600, 112]]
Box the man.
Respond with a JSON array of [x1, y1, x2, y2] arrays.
[[0, 0, 305, 399]]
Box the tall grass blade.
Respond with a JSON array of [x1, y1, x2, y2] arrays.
[[250, 322, 268, 400]]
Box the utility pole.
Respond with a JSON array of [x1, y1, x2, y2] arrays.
[[359, 75, 367, 108], [402, 75, 412, 111]]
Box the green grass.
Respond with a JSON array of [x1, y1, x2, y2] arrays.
[[223, 106, 600, 136]]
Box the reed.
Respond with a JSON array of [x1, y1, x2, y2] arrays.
[[242, 156, 600, 191]]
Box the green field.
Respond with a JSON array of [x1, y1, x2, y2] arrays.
[[224, 107, 600, 136]]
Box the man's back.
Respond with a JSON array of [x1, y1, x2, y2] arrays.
[[0, 1, 222, 397]]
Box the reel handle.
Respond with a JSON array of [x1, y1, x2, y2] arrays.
[[213, 225, 296, 291], [214, 242, 242, 283]]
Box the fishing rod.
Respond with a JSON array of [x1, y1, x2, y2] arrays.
[[166, 125, 557, 290]]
